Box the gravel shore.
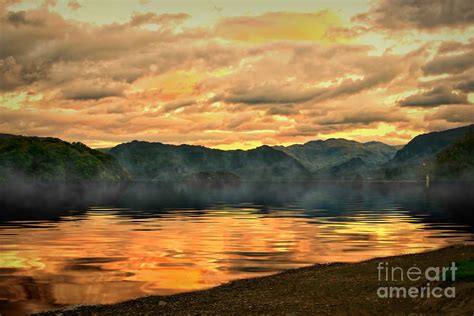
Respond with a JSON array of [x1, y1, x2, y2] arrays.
[[36, 245, 474, 315]]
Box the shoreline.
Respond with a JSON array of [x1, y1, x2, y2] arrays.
[[36, 244, 474, 315]]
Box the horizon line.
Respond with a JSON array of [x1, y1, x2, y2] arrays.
[[4, 123, 474, 150]]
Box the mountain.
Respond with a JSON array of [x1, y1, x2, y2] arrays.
[[390, 124, 474, 165], [107, 138, 396, 181], [186, 171, 241, 183], [2, 124, 472, 182], [432, 132, 474, 180], [108, 141, 310, 181], [274, 138, 397, 174], [0, 134, 17, 139], [384, 124, 474, 180], [0, 135, 128, 181], [323, 157, 368, 180]]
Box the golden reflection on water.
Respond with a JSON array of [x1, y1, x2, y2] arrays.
[[0, 208, 471, 314]]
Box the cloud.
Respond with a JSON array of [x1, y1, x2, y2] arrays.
[[311, 68, 399, 103], [398, 86, 469, 107], [0, 4, 470, 148], [315, 108, 407, 125], [0, 56, 23, 90], [355, 0, 474, 31], [0, 0, 22, 12], [61, 79, 128, 100], [42, 0, 57, 9], [5, 10, 45, 26], [215, 11, 348, 43], [266, 105, 299, 116], [1, 9, 75, 61], [129, 12, 191, 27], [215, 66, 399, 105], [67, 0, 81, 11], [0, 7, 203, 95], [423, 51, 474, 75], [437, 40, 472, 54], [160, 98, 195, 112], [0, 56, 49, 91], [425, 105, 474, 123], [216, 84, 316, 105], [455, 79, 474, 92]]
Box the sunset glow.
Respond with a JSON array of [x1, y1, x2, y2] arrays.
[[1, 0, 473, 148]]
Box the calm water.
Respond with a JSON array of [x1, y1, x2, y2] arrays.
[[0, 181, 473, 315]]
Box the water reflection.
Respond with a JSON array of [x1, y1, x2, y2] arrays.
[[0, 181, 473, 315]]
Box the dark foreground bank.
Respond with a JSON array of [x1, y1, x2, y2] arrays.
[[36, 245, 474, 315]]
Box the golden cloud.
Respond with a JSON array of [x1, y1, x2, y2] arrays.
[[0, 2, 472, 149], [215, 11, 349, 43]]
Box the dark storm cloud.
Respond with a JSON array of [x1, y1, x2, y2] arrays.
[[399, 86, 469, 107], [355, 0, 474, 30]]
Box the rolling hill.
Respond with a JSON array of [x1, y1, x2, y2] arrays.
[[390, 124, 474, 165], [432, 131, 474, 180], [2, 124, 473, 182], [384, 124, 474, 180], [274, 138, 397, 174], [0, 134, 128, 181], [107, 141, 310, 181]]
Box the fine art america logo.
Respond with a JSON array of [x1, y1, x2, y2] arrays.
[[377, 262, 457, 298]]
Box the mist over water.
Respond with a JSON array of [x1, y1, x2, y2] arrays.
[[1, 181, 473, 314]]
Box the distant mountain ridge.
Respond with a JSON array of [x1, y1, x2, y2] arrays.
[[2, 124, 473, 181], [108, 141, 310, 181], [104, 138, 399, 181], [273, 138, 397, 173], [106, 125, 473, 181]]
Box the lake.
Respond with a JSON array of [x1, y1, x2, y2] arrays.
[[0, 181, 473, 315]]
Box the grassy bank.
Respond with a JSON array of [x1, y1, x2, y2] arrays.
[[37, 245, 474, 315]]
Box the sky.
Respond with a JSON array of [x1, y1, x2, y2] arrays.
[[0, 0, 473, 149]]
